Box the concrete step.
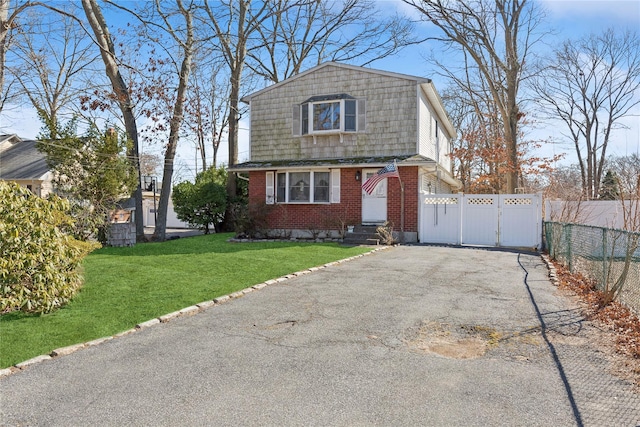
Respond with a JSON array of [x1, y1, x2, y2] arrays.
[[343, 225, 381, 245]]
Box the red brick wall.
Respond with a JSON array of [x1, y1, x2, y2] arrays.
[[247, 167, 419, 232], [387, 166, 419, 232]]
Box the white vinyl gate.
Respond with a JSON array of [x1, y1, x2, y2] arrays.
[[420, 194, 542, 249]]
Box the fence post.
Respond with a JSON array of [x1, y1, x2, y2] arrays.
[[602, 227, 607, 287], [543, 222, 550, 256], [566, 223, 573, 273]]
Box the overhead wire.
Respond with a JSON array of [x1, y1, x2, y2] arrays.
[[1, 138, 248, 175], [2, 139, 137, 173]]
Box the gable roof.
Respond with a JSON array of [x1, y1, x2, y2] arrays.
[[242, 61, 456, 139], [0, 133, 21, 148], [242, 62, 432, 101], [0, 135, 50, 180]]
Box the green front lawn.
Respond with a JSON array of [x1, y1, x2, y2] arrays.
[[0, 233, 371, 368]]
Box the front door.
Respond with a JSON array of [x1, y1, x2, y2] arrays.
[[362, 168, 387, 224]]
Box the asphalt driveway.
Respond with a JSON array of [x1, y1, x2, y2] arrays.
[[1, 245, 639, 426]]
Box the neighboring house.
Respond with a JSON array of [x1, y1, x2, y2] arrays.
[[0, 134, 53, 196], [141, 191, 191, 229], [229, 62, 461, 242]]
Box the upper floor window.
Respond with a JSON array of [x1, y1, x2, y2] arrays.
[[293, 94, 364, 136]]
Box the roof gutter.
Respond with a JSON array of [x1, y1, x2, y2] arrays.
[[421, 164, 463, 190], [229, 157, 438, 173]]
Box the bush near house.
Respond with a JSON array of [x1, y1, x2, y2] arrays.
[[173, 167, 228, 234], [0, 182, 98, 314], [36, 118, 138, 244]]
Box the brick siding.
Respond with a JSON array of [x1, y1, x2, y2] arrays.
[[248, 167, 419, 233]]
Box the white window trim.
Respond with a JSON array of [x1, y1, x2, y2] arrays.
[[265, 171, 275, 204], [300, 99, 358, 136], [331, 169, 340, 203], [273, 169, 337, 204], [310, 100, 342, 134]]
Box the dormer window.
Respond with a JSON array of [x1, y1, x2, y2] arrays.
[[293, 94, 364, 136]]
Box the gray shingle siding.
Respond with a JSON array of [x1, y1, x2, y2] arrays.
[[248, 64, 420, 162]]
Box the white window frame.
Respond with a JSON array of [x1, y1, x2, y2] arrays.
[[273, 170, 336, 204], [300, 99, 357, 135], [266, 171, 275, 204]]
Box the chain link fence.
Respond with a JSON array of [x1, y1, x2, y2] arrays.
[[544, 222, 640, 316]]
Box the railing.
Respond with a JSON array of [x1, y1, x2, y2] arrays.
[[544, 222, 640, 316]]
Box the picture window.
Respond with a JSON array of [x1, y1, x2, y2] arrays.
[[276, 171, 331, 203], [298, 96, 358, 135]]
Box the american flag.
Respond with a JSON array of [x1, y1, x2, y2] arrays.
[[361, 161, 400, 195]]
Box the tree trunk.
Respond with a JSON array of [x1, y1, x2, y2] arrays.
[[0, 0, 8, 114], [226, 68, 241, 197], [153, 53, 193, 241], [81, 0, 144, 241], [403, 0, 536, 195], [152, 3, 194, 241], [0, 0, 35, 114]]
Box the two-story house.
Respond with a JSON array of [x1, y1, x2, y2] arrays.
[[229, 62, 460, 243]]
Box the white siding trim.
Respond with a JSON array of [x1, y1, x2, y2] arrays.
[[357, 99, 366, 132], [416, 86, 423, 154], [417, 88, 434, 159], [330, 169, 341, 203], [265, 171, 275, 204], [292, 105, 301, 136]]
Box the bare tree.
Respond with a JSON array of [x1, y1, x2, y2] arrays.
[[139, 152, 162, 177], [532, 29, 640, 199], [542, 164, 584, 202], [442, 48, 559, 194], [9, 10, 98, 127], [247, 0, 419, 83], [183, 57, 230, 169], [607, 154, 640, 198], [201, 0, 281, 222], [185, 66, 209, 173], [149, 0, 196, 242], [440, 50, 508, 193], [97, 0, 199, 241], [81, 0, 145, 241], [0, 0, 36, 115], [402, 0, 546, 193]]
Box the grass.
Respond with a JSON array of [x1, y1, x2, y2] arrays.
[[0, 233, 372, 368]]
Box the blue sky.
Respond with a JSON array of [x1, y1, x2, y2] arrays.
[[2, 0, 639, 179], [371, 0, 640, 168], [537, 0, 640, 163]]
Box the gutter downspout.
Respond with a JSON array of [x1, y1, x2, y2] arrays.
[[423, 165, 461, 190]]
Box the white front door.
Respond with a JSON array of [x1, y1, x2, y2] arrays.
[[362, 169, 387, 224]]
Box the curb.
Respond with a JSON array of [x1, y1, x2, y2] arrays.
[[540, 253, 560, 287], [0, 246, 390, 378]]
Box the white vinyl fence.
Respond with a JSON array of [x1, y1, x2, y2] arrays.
[[420, 193, 543, 249]]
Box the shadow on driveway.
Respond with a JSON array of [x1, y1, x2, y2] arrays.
[[1, 246, 638, 426]]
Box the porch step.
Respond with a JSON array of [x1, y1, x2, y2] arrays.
[[343, 225, 381, 245]]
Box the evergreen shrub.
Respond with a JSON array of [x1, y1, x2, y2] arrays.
[[0, 182, 98, 314]]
